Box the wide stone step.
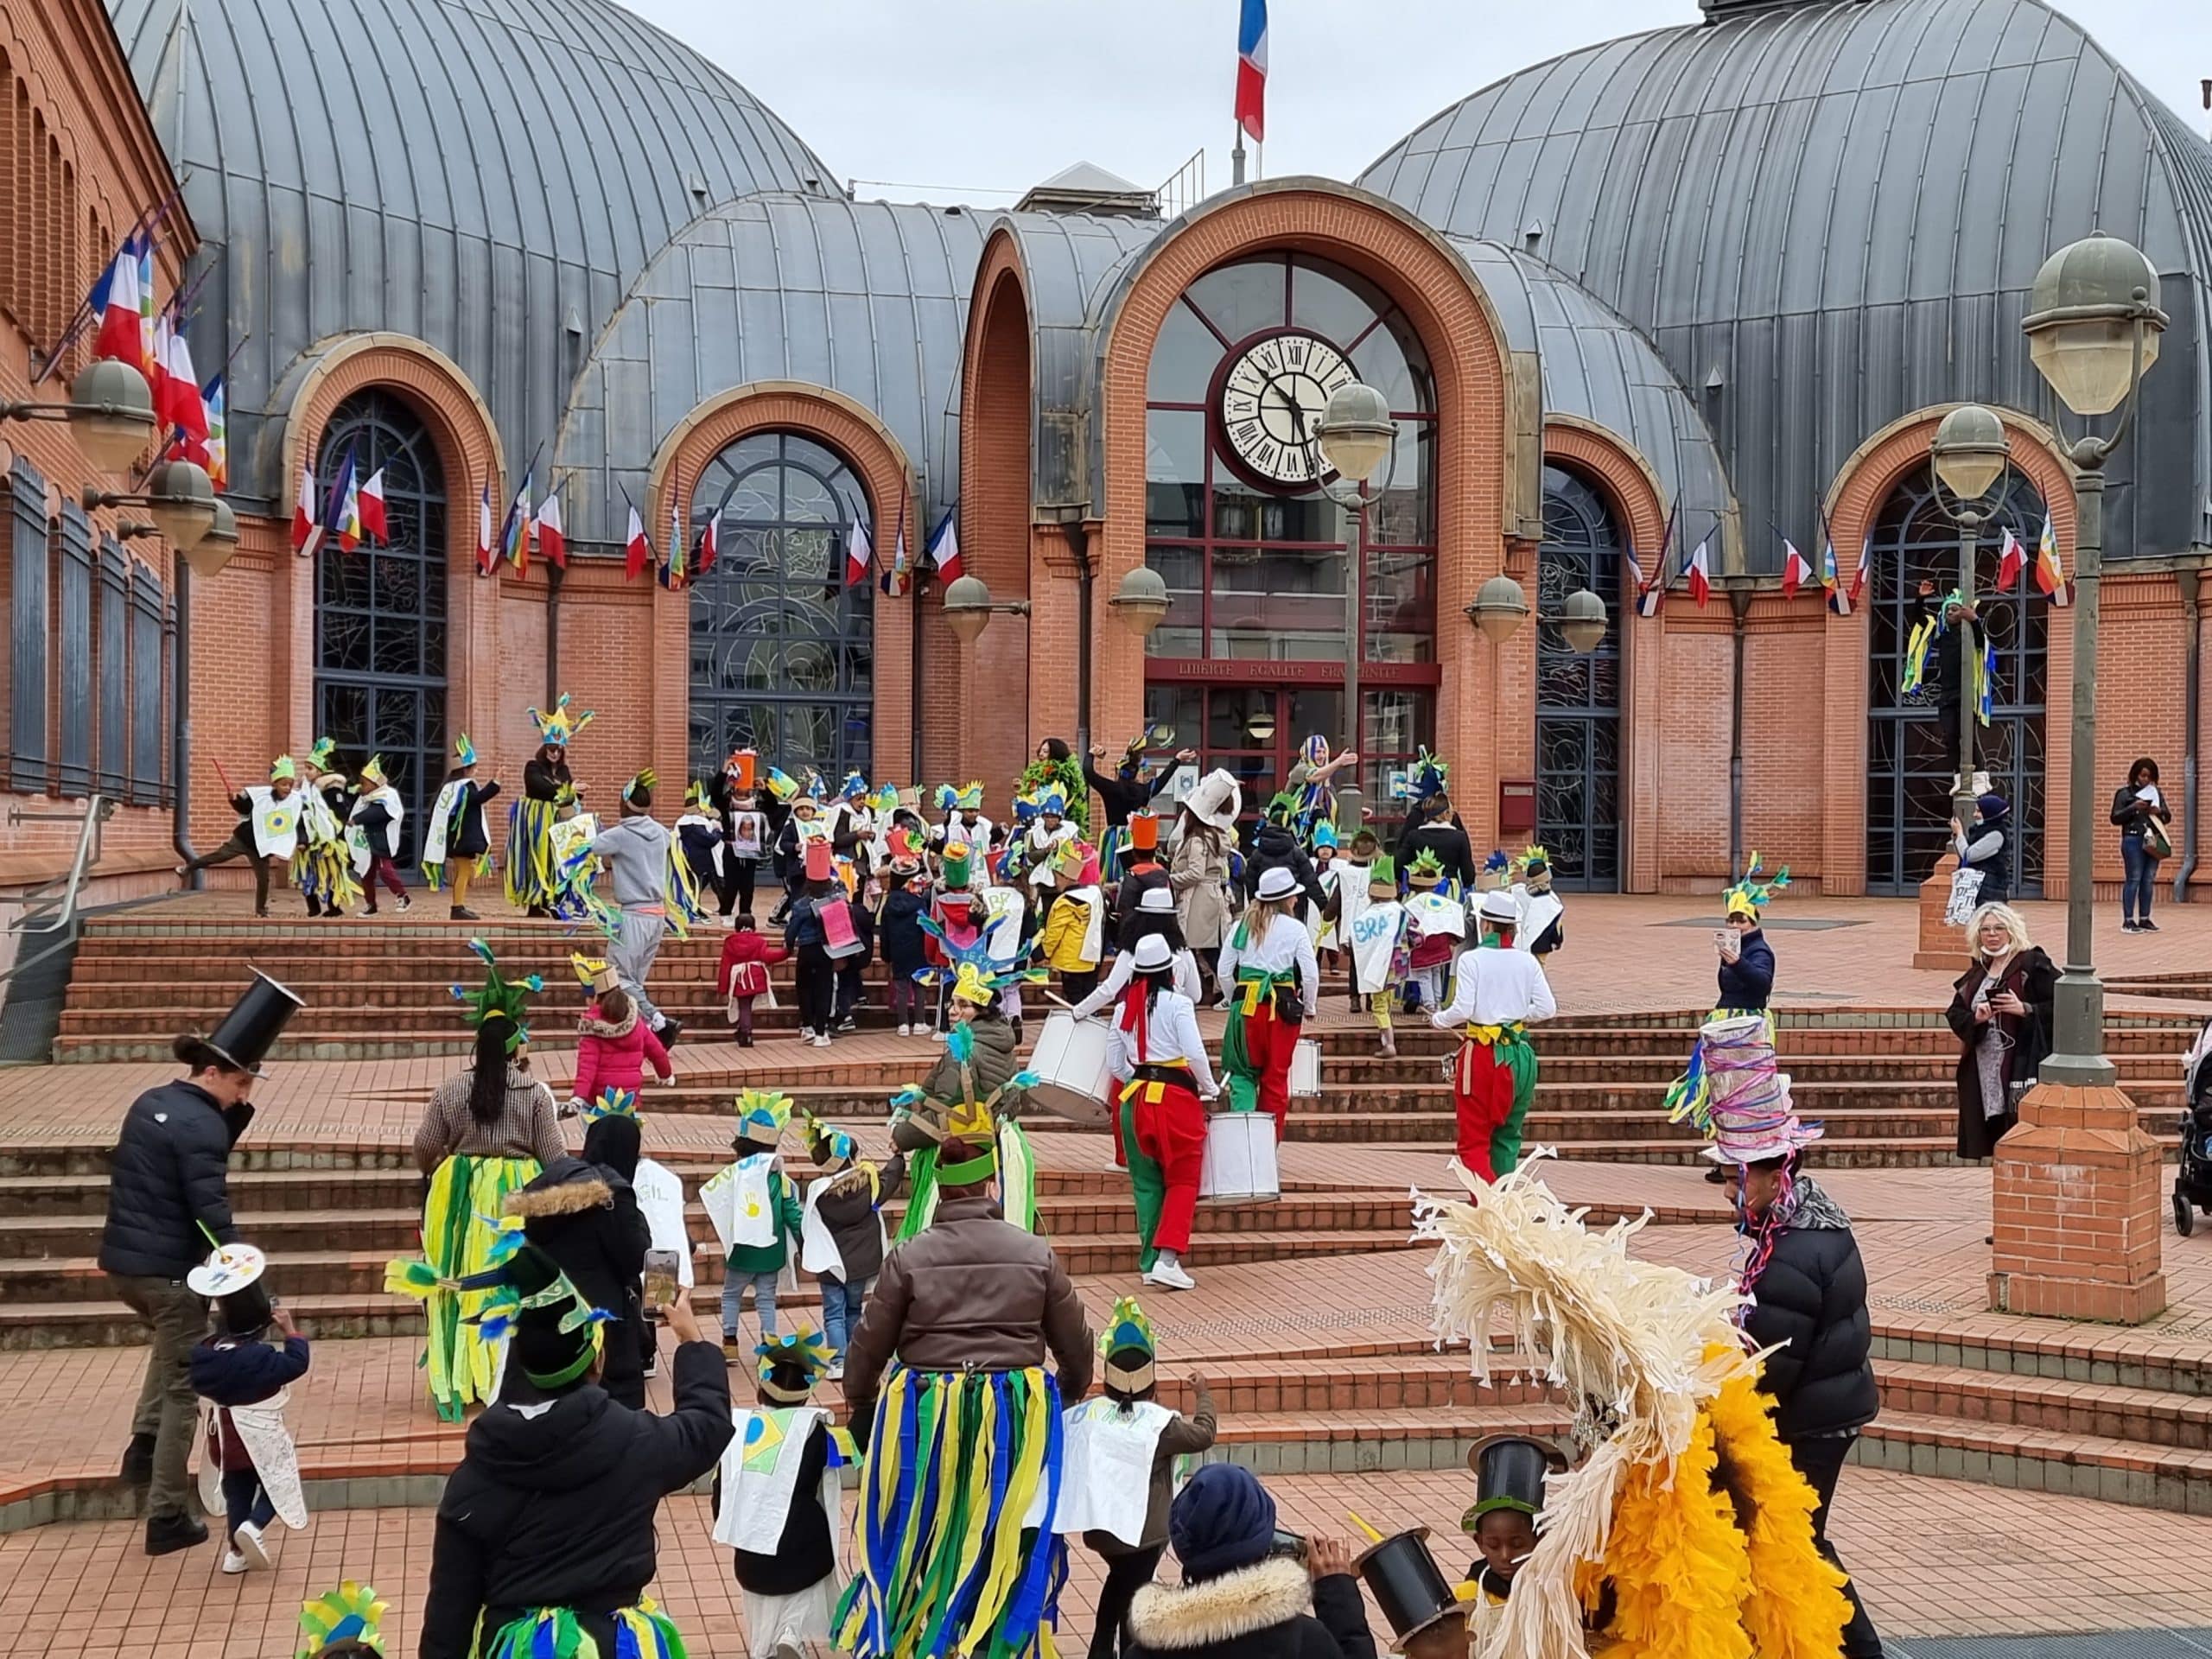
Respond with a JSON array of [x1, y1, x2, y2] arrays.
[[1859, 1408, 2212, 1514], [1878, 1359, 2212, 1452]]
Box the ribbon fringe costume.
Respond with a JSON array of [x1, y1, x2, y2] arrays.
[[294, 738, 362, 912], [508, 694, 590, 912], [387, 942, 549, 1420]]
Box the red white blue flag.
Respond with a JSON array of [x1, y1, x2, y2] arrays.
[[926, 506, 963, 583], [1684, 532, 1712, 608], [1781, 537, 1813, 600], [1235, 0, 1268, 143]]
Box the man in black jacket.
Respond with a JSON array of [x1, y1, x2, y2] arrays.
[[505, 1152, 652, 1411], [1727, 1155, 1884, 1659], [420, 1249, 734, 1659], [100, 1036, 257, 1554]]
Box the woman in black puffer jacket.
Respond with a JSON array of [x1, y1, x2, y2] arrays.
[[1726, 1154, 1883, 1659]]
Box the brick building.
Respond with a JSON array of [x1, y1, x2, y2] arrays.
[[5, 0, 2211, 909]]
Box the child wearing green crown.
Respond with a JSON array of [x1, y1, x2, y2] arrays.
[[708, 1091, 805, 1357]]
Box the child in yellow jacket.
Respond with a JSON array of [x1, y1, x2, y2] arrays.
[[1039, 837, 1105, 1001]]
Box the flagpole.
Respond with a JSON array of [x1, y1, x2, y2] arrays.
[[543, 467, 563, 709], [1232, 126, 1247, 188]]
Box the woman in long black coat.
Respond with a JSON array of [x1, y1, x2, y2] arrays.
[[1943, 901, 2057, 1160], [506, 1133, 652, 1409]]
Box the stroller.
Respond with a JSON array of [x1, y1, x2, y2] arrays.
[[2172, 1018, 2212, 1236]]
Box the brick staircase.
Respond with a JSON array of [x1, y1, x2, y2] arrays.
[[16, 904, 2212, 1526]]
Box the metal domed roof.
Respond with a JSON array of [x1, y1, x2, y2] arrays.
[[110, 0, 837, 508], [1361, 0, 2212, 566], [555, 195, 995, 543]]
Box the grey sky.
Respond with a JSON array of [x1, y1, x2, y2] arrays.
[[629, 0, 2210, 206]]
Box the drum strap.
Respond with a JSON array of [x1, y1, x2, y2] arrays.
[[1121, 1061, 1192, 1106]]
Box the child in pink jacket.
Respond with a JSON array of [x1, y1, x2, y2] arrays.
[[565, 985, 674, 1113]]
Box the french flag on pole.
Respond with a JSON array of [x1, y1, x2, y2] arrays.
[[623, 503, 650, 582], [1781, 538, 1814, 600], [1684, 533, 1713, 607], [92, 241, 143, 366], [1996, 527, 2025, 592], [1235, 0, 1268, 143], [291, 466, 319, 557], [845, 518, 873, 588], [533, 487, 564, 569], [926, 506, 963, 582]]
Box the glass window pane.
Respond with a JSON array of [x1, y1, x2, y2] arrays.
[[1180, 257, 1287, 346], [1211, 548, 1346, 661], [1147, 301, 1224, 404], [1146, 545, 1206, 659], [1146, 410, 1206, 538], [1366, 550, 1433, 664], [1211, 478, 1343, 544]]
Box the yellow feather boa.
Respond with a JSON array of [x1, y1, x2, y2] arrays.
[[1573, 1375, 1850, 1659]]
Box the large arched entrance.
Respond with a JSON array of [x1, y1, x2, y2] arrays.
[[1535, 465, 1624, 889], [312, 391, 448, 865], [1137, 251, 1437, 817], [1866, 462, 2050, 895], [688, 430, 874, 779]]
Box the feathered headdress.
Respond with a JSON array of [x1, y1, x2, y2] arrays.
[[1519, 844, 1551, 874], [453, 734, 478, 768], [1407, 747, 1450, 804], [270, 754, 298, 782], [583, 1088, 639, 1122], [1312, 821, 1338, 852], [890, 1017, 1039, 1150], [1101, 1294, 1156, 1360], [756, 1323, 836, 1403], [804, 769, 828, 802], [297, 1582, 387, 1658], [1480, 849, 1512, 890], [914, 910, 1046, 1007], [384, 1237, 610, 1383], [683, 779, 709, 810], [449, 938, 543, 1053], [529, 693, 594, 748], [804, 1111, 858, 1167], [867, 783, 899, 816], [734, 1088, 793, 1143], [1722, 852, 1791, 921], [1405, 847, 1446, 887], [570, 951, 619, 996], [623, 768, 655, 807], [839, 769, 869, 801], [359, 754, 388, 788], [1014, 784, 1068, 823], [951, 782, 983, 812]]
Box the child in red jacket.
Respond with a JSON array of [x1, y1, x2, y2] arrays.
[[566, 985, 674, 1113], [718, 912, 789, 1047]]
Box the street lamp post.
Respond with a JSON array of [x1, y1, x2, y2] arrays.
[[2018, 233, 2167, 1084], [943, 563, 1170, 759], [1313, 383, 1398, 831], [1928, 403, 2012, 836], [1465, 569, 1610, 846]]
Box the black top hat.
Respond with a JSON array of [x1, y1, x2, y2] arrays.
[[201, 972, 305, 1076], [1354, 1527, 1466, 1652], [1467, 1433, 1554, 1528]]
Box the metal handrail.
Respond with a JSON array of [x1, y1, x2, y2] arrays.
[[0, 794, 118, 986]]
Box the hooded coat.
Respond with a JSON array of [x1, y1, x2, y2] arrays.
[[567, 1007, 673, 1107], [99, 1080, 251, 1279], [919, 1013, 1027, 1116], [1123, 1558, 1376, 1659], [507, 1155, 652, 1410], [1241, 823, 1324, 914], [418, 1341, 734, 1659]]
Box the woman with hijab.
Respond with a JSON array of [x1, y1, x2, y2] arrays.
[[1948, 791, 2012, 908], [407, 947, 565, 1421], [1943, 901, 2056, 1160]]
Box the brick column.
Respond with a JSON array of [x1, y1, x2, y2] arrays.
[[1988, 1080, 2167, 1323], [1911, 854, 1964, 969]]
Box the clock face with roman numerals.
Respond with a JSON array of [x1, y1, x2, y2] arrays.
[[1214, 329, 1359, 491]]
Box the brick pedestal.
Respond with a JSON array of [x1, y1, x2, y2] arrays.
[[1912, 855, 1967, 970], [1988, 1081, 2168, 1324]]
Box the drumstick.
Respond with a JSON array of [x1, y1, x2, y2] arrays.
[[1347, 1510, 1387, 1545], [1043, 991, 1079, 1012]]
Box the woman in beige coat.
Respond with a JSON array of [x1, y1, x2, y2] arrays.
[[1169, 771, 1241, 979]]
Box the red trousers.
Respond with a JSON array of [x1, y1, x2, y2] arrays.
[[1235, 1004, 1303, 1141], [1452, 1042, 1517, 1180], [1133, 1081, 1206, 1255]]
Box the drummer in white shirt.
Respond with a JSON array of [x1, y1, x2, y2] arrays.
[[1070, 887, 1205, 1015], [1108, 934, 1219, 1293], [1215, 865, 1320, 1140], [1432, 889, 1557, 1180]]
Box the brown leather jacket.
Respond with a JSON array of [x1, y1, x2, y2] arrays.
[[842, 1196, 1094, 1425]]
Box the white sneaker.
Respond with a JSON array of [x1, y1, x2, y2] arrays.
[[898, 1023, 912, 1038], [1144, 1260, 1198, 1292], [220, 1548, 248, 1575], [931, 1028, 946, 1043], [232, 1520, 270, 1569], [826, 1361, 845, 1382], [812, 1034, 832, 1048]]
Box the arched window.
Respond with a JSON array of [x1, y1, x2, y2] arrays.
[[1140, 251, 1437, 816], [1866, 462, 2050, 895], [313, 391, 447, 865], [1535, 467, 1624, 889], [688, 431, 873, 779]]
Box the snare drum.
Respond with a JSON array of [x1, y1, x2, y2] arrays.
[[1198, 1111, 1281, 1204], [1026, 1010, 1114, 1123], [1288, 1037, 1321, 1097]]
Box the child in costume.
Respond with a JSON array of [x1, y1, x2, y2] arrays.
[[978, 854, 1033, 1040], [509, 694, 588, 915], [416, 1239, 734, 1659], [923, 841, 986, 1039], [294, 738, 359, 918], [592, 768, 700, 1052], [1513, 846, 1566, 959], [893, 945, 1044, 1236], [187, 1242, 308, 1573], [1018, 735, 1090, 834], [676, 779, 727, 906], [878, 844, 931, 1036], [1401, 846, 1467, 1011], [179, 756, 300, 915], [1715, 855, 1787, 1019], [716, 912, 787, 1047], [715, 1090, 804, 1355], [798, 1115, 906, 1376], [1107, 934, 1219, 1292], [1040, 836, 1109, 1002], [784, 844, 841, 1047], [1057, 1299, 1218, 1659], [719, 766, 769, 920], [1348, 855, 1411, 1057], [1215, 864, 1320, 1141], [1459, 1434, 1554, 1607], [1413, 1151, 1853, 1659], [423, 735, 499, 920], [1433, 890, 1556, 1180], [346, 754, 410, 914], [399, 943, 562, 1420], [1018, 783, 1081, 896], [714, 1325, 857, 1658], [565, 981, 674, 1114]]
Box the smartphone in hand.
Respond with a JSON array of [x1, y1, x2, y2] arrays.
[[642, 1249, 680, 1308]]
